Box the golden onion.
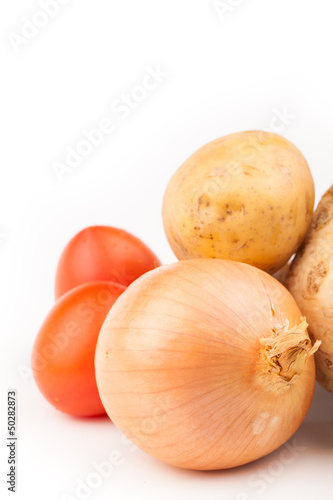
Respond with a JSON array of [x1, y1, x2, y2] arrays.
[[95, 259, 319, 470]]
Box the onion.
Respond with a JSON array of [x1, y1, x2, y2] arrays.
[[95, 259, 319, 470]]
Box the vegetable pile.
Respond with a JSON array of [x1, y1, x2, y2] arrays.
[[32, 130, 331, 471]]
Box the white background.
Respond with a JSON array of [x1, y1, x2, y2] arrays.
[[1, 0, 333, 499]]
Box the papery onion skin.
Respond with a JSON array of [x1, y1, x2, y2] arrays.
[[95, 260, 317, 470]]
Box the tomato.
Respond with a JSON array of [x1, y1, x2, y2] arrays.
[[55, 226, 161, 299], [32, 281, 125, 417]]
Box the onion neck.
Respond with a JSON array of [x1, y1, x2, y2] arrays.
[[260, 317, 321, 384]]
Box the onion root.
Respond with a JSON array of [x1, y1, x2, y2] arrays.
[[261, 317, 321, 383]]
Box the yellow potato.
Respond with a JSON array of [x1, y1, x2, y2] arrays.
[[286, 186, 333, 393], [162, 131, 314, 273]]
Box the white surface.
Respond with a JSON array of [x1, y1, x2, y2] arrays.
[[1, 0, 333, 499]]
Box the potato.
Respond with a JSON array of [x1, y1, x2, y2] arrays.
[[273, 260, 291, 287], [163, 131, 314, 273], [286, 186, 333, 393]]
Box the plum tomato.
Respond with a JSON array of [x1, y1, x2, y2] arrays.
[[55, 226, 161, 299], [32, 281, 125, 417]]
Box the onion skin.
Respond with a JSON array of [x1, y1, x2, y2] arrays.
[[286, 186, 333, 393], [95, 260, 317, 470]]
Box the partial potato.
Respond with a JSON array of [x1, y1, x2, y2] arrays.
[[286, 186, 333, 393], [273, 260, 292, 287], [163, 131, 314, 273]]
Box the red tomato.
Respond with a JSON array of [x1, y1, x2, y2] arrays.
[[55, 226, 161, 299], [32, 281, 125, 417]]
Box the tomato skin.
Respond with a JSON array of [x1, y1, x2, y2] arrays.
[[32, 281, 125, 417], [55, 226, 161, 299]]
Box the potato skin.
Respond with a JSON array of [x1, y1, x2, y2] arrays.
[[286, 186, 333, 393], [162, 131, 314, 273]]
